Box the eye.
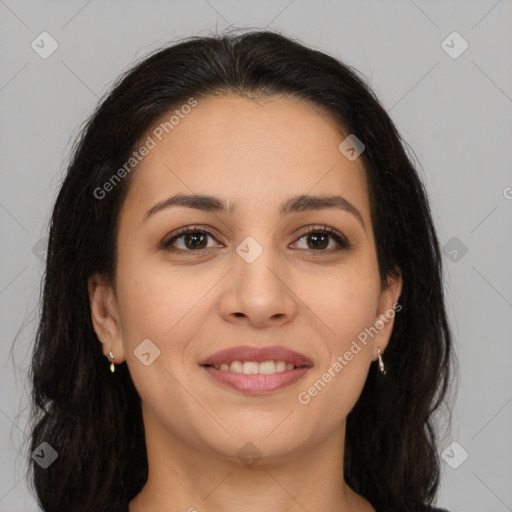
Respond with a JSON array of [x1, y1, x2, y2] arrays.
[[162, 226, 222, 252], [292, 225, 350, 253], [162, 225, 350, 254]]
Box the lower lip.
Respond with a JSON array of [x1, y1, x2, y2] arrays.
[[201, 366, 310, 394]]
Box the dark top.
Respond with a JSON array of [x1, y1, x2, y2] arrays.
[[110, 501, 450, 511]]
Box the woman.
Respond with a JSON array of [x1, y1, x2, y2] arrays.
[[28, 30, 455, 512]]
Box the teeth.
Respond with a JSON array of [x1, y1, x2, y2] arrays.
[[243, 361, 259, 374], [230, 361, 243, 373], [258, 361, 276, 374], [213, 360, 297, 374]]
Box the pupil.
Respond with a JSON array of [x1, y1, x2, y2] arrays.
[[186, 233, 206, 249]]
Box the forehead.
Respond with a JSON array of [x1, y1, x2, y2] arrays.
[[121, 94, 369, 220]]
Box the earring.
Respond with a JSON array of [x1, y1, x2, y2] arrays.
[[377, 346, 386, 374], [108, 351, 115, 373]]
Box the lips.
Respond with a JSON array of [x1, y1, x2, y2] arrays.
[[200, 345, 313, 367], [199, 345, 313, 394]]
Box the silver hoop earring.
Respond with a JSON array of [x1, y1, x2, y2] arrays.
[[108, 351, 115, 373], [377, 346, 386, 374]]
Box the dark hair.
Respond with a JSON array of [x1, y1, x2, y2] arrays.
[[27, 29, 455, 511]]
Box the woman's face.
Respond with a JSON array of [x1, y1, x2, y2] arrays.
[[89, 94, 401, 462]]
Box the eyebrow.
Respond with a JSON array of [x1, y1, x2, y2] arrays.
[[142, 193, 365, 229]]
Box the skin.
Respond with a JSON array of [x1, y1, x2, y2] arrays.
[[88, 94, 402, 512]]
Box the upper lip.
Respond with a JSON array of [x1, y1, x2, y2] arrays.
[[200, 345, 313, 367]]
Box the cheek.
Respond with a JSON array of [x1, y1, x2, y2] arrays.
[[296, 281, 378, 430], [295, 268, 379, 412], [309, 268, 380, 347], [115, 256, 223, 380], [116, 253, 202, 338], [115, 263, 210, 425]]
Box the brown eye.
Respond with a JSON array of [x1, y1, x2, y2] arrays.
[[307, 233, 328, 250], [162, 225, 349, 255], [294, 226, 350, 252], [163, 227, 220, 252]]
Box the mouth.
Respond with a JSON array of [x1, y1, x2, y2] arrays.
[[203, 360, 301, 374], [199, 345, 312, 394]]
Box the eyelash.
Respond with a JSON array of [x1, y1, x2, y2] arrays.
[[162, 225, 350, 255]]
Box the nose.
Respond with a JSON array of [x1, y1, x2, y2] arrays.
[[218, 239, 298, 328]]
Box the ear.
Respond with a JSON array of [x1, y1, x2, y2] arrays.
[[372, 268, 403, 361], [87, 273, 126, 363]]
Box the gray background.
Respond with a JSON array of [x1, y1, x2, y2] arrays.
[[1, 1, 511, 511]]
